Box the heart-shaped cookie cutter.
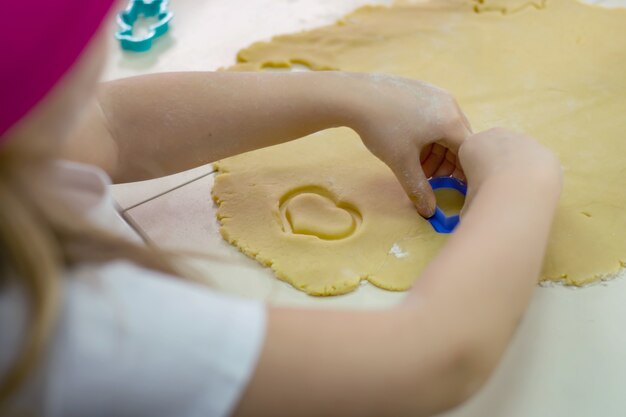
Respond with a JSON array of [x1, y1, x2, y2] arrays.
[[427, 177, 467, 234], [115, 0, 173, 52]]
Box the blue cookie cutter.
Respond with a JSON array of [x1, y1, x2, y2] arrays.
[[427, 177, 467, 234], [115, 0, 173, 52]]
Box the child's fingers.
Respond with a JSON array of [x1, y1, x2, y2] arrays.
[[422, 144, 447, 177], [455, 100, 473, 134], [452, 165, 466, 182], [390, 152, 436, 218], [423, 145, 465, 179], [436, 111, 473, 154]]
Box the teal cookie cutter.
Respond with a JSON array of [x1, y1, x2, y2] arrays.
[[115, 0, 173, 52], [427, 177, 467, 234]]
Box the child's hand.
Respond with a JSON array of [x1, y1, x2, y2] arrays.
[[347, 73, 472, 217], [458, 127, 563, 211], [89, 71, 472, 199]]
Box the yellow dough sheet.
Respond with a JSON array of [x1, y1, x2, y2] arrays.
[[214, 0, 626, 295]]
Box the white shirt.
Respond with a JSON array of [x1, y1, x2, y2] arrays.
[[0, 161, 266, 417]]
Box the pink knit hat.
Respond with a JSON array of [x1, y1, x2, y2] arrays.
[[0, 1, 117, 141]]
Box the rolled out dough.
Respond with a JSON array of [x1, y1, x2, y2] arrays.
[[433, 188, 465, 216], [213, 0, 626, 295]]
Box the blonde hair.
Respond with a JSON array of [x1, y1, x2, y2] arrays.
[[0, 148, 183, 409]]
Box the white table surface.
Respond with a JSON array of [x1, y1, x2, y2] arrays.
[[103, 1, 626, 416]]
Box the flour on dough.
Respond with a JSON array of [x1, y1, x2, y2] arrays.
[[389, 244, 409, 259], [214, 0, 626, 294]]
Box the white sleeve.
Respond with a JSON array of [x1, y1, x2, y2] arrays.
[[43, 261, 266, 417]]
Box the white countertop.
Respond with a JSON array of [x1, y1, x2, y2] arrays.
[[103, 1, 626, 416]]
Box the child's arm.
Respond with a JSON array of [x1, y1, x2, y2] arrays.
[[232, 128, 562, 417], [63, 72, 470, 217]]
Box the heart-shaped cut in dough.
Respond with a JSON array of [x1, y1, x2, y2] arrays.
[[285, 193, 357, 240]]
